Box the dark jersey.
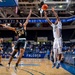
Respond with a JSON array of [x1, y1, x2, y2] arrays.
[[15, 27, 27, 38], [15, 22, 20, 27], [0, 43, 3, 48]]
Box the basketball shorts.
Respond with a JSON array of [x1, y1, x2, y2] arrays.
[[53, 37, 63, 54], [14, 38, 27, 50]]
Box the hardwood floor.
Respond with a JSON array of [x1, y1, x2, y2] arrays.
[[0, 58, 72, 75]]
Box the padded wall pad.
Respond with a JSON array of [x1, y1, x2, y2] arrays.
[[0, 0, 18, 7]]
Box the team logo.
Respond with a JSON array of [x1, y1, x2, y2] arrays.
[[15, 28, 24, 36]]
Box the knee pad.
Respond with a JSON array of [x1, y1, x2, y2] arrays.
[[11, 51, 17, 57]]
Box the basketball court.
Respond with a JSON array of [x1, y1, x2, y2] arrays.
[[0, 0, 75, 75], [0, 58, 71, 75]]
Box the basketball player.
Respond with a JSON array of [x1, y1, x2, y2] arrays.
[[11, 42, 18, 58], [50, 49, 54, 63], [0, 38, 3, 66], [44, 7, 62, 69], [1, 9, 32, 71]]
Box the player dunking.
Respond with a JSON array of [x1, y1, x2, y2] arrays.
[[1, 9, 32, 71], [44, 7, 62, 69]]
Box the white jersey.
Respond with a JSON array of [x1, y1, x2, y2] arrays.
[[51, 21, 62, 39]]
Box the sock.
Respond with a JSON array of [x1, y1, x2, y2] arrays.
[[8, 62, 10, 65], [15, 63, 18, 67], [57, 61, 60, 63]]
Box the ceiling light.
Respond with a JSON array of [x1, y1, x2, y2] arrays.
[[59, 5, 63, 8], [66, 0, 69, 2]]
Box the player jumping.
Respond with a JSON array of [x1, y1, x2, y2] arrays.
[[44, 7, 63, 69], [1, 9, 32, 71]]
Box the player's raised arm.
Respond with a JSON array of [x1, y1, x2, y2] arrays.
[[44, 11, 52, 25], [0, 24, 16, 31], [52, 7, 60, 21], [23, 9, 32, 30]]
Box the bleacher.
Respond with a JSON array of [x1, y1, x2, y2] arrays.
[[63, 52, 75, 66]]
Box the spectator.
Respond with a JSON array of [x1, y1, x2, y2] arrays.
[[46, 49, 50, 60]]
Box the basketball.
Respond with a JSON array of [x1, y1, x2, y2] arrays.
[[42, 4, 48, 11]]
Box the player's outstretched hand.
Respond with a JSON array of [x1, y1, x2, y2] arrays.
[[0, 24, 7, 27]]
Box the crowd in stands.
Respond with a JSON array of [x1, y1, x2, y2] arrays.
[[63, 43, 75, 52], [1, 40, 51, 58], [1, 38, 75, 58]]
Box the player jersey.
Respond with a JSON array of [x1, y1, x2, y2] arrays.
[[15, 27, 27, 38], [51, 21, 62, 39]]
